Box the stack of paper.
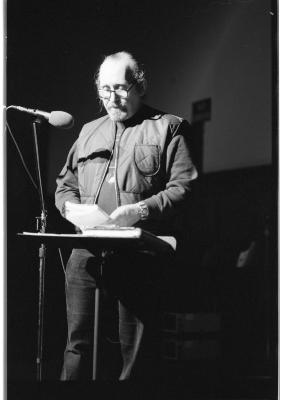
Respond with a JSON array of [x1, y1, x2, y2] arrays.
[[65, 201, 110, 231]]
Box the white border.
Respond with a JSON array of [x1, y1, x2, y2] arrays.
[[1, 1, 4, 400], [279, 0, 281, 397]]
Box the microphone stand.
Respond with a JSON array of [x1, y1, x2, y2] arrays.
[[32, 117, 47, 381]]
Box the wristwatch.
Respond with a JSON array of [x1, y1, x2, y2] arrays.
[[137, 201, 149, 220]]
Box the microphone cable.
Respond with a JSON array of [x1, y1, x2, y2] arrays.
[[5, 121, 39, 193]]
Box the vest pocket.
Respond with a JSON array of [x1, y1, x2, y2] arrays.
[[134, 144, 160, 176]]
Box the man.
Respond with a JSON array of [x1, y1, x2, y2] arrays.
[[55, 51, 197, 380]]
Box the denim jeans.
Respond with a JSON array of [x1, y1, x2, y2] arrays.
[[60, 248, 163, 380]]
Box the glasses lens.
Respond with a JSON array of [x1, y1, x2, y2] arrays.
[[98, 89, 111, 99], [115, 89, 128, 98]]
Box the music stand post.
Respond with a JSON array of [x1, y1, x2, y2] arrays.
[[93, 264, 101, 380], [32, 118, 48, 381]]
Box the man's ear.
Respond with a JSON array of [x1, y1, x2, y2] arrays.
[[139, 80, 147, 97]]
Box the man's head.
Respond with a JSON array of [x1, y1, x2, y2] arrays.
[[95, 51, 146, 121]]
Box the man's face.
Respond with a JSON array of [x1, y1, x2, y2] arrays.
[[98, 59, 143, 122]]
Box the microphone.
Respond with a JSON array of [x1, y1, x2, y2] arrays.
[[8, 105, 74, 129]]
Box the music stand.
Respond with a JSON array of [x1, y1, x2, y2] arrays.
[[19, 228, 176, 380]]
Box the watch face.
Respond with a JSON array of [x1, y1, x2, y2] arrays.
[[138, 202, 149, 220], [143, 207, 149, 218]]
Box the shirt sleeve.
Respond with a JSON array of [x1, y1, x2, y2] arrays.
[[143, 120, 198, 220], [55, 140, 81, 216]]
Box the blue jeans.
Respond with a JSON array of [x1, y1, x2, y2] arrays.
[[60, 248, 162, 380]]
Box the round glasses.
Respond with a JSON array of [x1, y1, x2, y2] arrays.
[[98, 83, 135, 100]]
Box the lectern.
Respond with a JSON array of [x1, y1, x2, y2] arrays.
[[19, 228, 176, 380]]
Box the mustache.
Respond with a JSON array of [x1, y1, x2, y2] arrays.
[[107, 103, 127, 110]]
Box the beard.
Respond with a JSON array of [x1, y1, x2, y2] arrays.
[[106, 104, 128, 121]]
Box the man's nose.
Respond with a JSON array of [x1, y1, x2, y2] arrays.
[[109, 90, 119, 101]]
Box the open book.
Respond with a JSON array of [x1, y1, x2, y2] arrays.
[[65, 201, 111, 231]]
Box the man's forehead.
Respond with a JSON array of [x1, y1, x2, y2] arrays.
[[99, 59, 133, 84]]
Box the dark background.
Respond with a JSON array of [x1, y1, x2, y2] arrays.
[[6, 0, 277, 398]]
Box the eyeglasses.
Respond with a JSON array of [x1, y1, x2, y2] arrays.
[[98, 83, 135, 100]]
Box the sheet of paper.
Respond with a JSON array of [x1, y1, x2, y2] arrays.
[[65, 201, 110, 230]]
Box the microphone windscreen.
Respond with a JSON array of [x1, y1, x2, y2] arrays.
[[49, 111, 74, 129]]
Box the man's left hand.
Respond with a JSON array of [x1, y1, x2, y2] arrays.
[[107, 204, 140, 227]]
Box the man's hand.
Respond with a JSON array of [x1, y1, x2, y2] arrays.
[[107, 204, 140, 227]]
